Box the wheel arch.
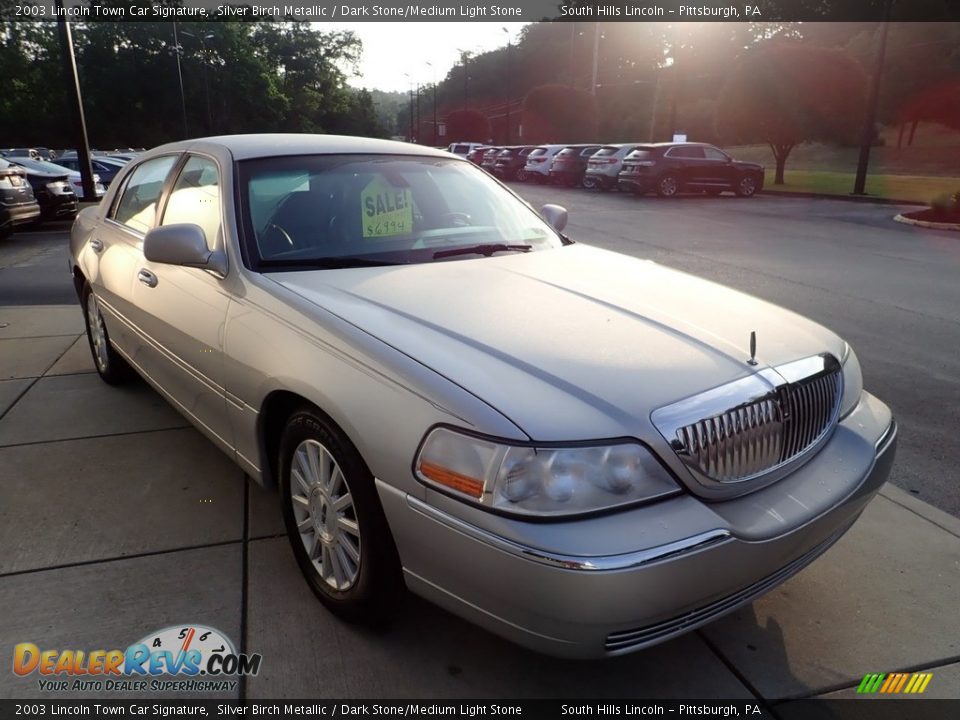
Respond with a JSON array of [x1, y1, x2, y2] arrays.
[[257, 389, 369, 490]]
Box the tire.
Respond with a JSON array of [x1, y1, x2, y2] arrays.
[[279, 408, 403, 624], [82, 283, 132, 385], [515, 169, 529, 183], [656, 174, 680, 198], [735, 174, 759, 198]]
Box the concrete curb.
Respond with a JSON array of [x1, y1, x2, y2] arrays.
[[893, 213, 960, 231], [880, 483, 960, 538], [760, 189, 926, 206]]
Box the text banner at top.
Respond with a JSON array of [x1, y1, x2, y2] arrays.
[[3, 0, 957, 23]]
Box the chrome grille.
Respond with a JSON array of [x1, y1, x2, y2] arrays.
[[653, 354, 843, 494]]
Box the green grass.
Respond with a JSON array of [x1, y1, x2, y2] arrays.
[[762, 170, 960, 204]]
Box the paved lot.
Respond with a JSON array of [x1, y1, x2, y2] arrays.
[[1, 197, 958, 704]]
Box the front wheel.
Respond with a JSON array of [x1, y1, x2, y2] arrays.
[[82, 283, 132, 385], [280, 409, 403, 623], [656, 174, 680, 198], [735, 174, 759, 197]]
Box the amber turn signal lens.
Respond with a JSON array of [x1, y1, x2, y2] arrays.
[[418, 460, 485, 499]]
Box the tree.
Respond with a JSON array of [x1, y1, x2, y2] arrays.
[[716, 42, 867, 184], [445, 110, 490, 142], [521, 84, 597, 143]]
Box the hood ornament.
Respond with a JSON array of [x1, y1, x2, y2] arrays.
[[747, 331, 758, 366]]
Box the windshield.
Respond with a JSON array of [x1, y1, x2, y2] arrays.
[[239, 154, 563, 269]]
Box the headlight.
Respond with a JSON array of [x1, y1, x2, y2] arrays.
[[414, 427, 680, 517], [839, 343, 863, 419]]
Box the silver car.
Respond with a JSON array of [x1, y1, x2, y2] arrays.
[[69, 134, 896, 659]]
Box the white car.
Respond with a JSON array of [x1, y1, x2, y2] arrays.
[[521, 144, 570, 183]]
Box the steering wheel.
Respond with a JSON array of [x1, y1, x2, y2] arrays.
[[440, 212, 473, 227]]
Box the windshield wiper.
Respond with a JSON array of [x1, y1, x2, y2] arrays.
[[264, 256, 407, 269], [433, 243, 533, 260]]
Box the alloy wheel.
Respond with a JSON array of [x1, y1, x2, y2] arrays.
[[289, 438, 361, 591], [86, 293, 109, 372]]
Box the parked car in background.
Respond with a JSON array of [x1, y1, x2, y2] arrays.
[[480, 146, 504, 173], [584, 144, 642, 191], [1, 148, 42, 160], [466, 145, 490, 165], [5, 156, 105, 201], [69, 134, 894, 659], [618, 143, 764, 198], [520, 144, 568, 183], [5, 157, 77, 223], [0, 158, 40, 238], [548, 144, 602, 187], [56, 155, 127, 187], [446, 142, 485, 159], [492, 145, 536, 181]]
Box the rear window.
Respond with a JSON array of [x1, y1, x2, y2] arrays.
[[580, 146, 602, 157], [557, 148, 580, 157], [451, 144, 471, 155], [594, 146, 620, 157], [528, 148, 548, 157], [626, 149, 654, 160]]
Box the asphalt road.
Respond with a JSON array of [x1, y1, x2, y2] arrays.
[[509, 185, 960, 518], [2, 192, 958, 517]]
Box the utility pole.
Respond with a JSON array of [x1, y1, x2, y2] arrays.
[[415, 83, 421, 143], [182, 30, 215, 134], [171, 21, 188, 138], [403, 73, 413, 141], [591, 22, 601, 95], [853, 1, 893, 195], [55, 0, 95, 201], [426, 61, 438, 146], [502, 27, 511, 144]]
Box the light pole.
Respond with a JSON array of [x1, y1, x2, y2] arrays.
[[182, 30, 215, 134], [171, 22, 188, 138], [425, 61, 438, 146], [853, 0, 893, 196], [502, 27, 511, 144], [456, 49, 471, 111], [403, 72, 413, 141], [54, 0, 95, 200]]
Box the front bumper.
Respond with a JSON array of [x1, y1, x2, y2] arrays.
[[379, 392, 896, 658]]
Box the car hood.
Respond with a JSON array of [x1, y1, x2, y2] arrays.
[[733, 160, 764, 171], [270, 244, 843, 441]]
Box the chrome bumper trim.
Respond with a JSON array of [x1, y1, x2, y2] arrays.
[[406, 495, 731, 572], [876, 418, 897, 453]]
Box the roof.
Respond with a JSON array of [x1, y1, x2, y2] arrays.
[[149, 134, 455, 161]]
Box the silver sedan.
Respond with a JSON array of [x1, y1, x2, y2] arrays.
[[69, 134, 896, 658]]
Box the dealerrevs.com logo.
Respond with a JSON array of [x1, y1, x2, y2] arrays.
[[12, 625, 262, 693]]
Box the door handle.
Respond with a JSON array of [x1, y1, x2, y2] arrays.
[[89, 238, 103, 253], [137, 269, 158, 288]]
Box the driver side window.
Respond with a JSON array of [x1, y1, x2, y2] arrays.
[[112, 156, 178, 234], [161, 155, 221, 251]]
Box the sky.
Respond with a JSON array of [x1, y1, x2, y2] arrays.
[[320, 22, 530, 93]]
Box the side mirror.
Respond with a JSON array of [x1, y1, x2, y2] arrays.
[[540, 204, 568, 233], [143, 224, 227, 276]]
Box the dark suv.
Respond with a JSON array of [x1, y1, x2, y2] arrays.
[[618, 143, 764, 198], [492, 146, 536, 181], [549, 145, 602, 187]]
